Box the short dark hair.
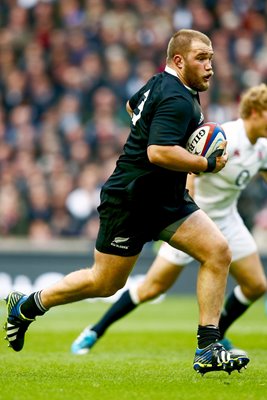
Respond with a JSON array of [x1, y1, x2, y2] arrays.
[[166, 29, 211, 62]]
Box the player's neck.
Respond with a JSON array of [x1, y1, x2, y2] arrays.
[[165, 65, 197, 94]]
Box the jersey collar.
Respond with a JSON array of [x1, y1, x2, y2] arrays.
[[164, 65, 197, 95]]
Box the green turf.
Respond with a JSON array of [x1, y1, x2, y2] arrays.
[[0, 296, 266, 400]]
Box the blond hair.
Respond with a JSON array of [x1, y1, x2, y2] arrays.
[[239, 84, 267, 118], [166, 29, 211, 62]]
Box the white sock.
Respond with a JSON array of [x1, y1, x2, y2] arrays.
[[129, 284, 141, 305]]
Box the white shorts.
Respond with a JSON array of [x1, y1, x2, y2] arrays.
[[158, 209, 257, 265]]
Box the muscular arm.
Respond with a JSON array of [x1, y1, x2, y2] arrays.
[[126, 100, 227, 174], [147, 139, 228, 174], [147, 144, 208, 173]]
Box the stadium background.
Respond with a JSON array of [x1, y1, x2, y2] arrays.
[[0, 0, 267, 297]]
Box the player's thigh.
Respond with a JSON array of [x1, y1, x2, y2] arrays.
[[230, 252, 267, 291], [169, 209, 230, 264], [218, 209, 257, 262]]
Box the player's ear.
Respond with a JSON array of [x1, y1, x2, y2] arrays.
[[250, 109, 261, 119], [173, 54, 183, 68]]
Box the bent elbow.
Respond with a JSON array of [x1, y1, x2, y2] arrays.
[[147, 145, 161, 165]]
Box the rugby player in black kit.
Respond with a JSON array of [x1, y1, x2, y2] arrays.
[[4, 29, 249, 374]]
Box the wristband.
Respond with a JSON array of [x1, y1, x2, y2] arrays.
[[205, 156, 216, 172], [205, 149, 224, 172]]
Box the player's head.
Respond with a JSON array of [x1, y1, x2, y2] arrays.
[[166, 29, 214, 92], [240, 84, 267, 140]]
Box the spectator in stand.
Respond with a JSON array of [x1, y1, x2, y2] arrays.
[[0, 0, 267, 241]]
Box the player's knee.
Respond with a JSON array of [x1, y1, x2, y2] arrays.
[[216, 238, 231, 265], [206, 238, 231, 269]]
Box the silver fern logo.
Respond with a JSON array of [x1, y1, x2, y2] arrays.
[[111, 237, 130, 249], [198, 112, 204, 124]]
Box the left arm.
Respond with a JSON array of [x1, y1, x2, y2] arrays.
[[126, 100, 133, 117]]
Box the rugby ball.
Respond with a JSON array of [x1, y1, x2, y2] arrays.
[[186, 122, 226, 158]]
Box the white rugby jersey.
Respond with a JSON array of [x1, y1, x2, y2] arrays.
[[194, 118, 267, 219]]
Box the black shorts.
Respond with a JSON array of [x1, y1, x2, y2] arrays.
[[95, 190, 199, 257]]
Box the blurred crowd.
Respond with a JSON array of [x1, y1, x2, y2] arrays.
[[0, 0, 267, 241]]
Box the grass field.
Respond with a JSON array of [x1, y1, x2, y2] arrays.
[[0, 295, 266, 400]]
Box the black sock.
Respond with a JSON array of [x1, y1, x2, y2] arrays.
[[92, 290, 137, 338], [219, 290, 249, 338], [197, 325, 220, 349], [21, 291, 48, 319]]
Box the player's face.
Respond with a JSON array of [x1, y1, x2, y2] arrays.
[[255, 110, 267, 138], [182, 40, 214, 92]]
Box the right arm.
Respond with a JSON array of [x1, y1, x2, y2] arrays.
[[126, 93, 228, 174], [147, 142, 228, 174]]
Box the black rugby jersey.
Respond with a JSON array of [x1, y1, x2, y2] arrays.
[[102, 69, 203, 207]]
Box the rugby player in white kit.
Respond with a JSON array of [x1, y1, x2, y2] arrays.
[[71, 84, 267, 355]]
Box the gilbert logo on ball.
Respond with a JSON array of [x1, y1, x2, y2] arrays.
[[186, 122, 226, 158]]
